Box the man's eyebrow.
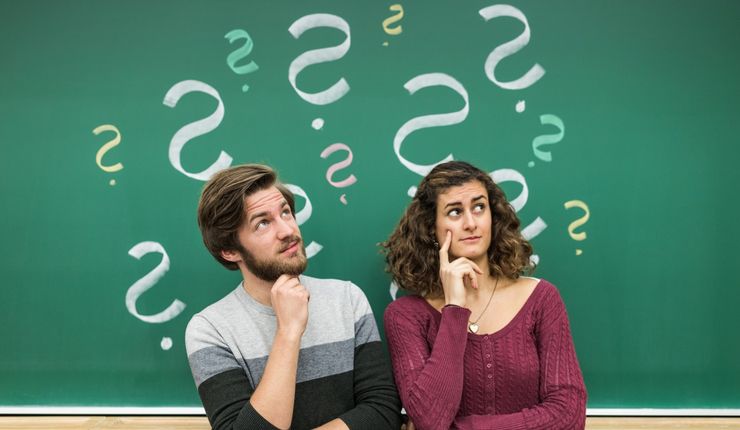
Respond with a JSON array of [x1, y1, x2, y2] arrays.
[[248, 211, 270, 224], [247, 199, 289, 223]]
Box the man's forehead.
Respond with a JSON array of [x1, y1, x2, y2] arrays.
[[245, 187, 286, 215]]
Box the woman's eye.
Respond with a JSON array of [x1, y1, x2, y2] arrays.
[[448, 209, 461, 217], [474, 204, 486, 213]]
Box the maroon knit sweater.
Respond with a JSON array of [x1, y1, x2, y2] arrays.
[[384, 279, 586, 430]]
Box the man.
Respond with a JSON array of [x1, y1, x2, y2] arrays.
[[185, 164, 401, 430]]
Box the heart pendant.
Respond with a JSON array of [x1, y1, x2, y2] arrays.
[[468, 323, 479, 334]]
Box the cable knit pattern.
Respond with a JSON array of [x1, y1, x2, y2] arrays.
[[384, 279, 586, 430]]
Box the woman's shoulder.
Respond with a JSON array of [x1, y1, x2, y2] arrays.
[[524, 277, 571, 316], [386, 294, 430, 312], [384, 295, 438, 322], [384, 295, 442, 340], [522, 277, 559, 298]]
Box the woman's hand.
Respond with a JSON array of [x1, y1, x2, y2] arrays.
[[438, 230, 483, 307]]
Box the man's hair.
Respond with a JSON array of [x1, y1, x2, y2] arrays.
[[381, 160, 534, 298], [197, 164, 295, 270]]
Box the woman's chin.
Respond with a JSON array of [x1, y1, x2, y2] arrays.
[[450, 249, 487, 262]]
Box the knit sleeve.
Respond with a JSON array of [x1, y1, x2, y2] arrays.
[[384, 299, 471, 430], [185, 315, 278, 430], [337, 282, 403, 429], [452, 285, 587, 430]]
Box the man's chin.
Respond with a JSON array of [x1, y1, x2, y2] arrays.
[[253, 257, 307, 282], [280, 253, 307, 273], [240, 245, 307, 282]]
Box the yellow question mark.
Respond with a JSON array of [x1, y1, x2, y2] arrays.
[[564, 200, 590, 255], [382, 4, 404, 46], [92, 124, 123, 186]]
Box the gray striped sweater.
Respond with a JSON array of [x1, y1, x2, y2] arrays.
[[185, 275, 401, 429]]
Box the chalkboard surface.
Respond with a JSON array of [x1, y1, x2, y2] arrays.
[[1, 0, 739, 410]]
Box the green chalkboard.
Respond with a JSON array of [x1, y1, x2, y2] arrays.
[[1, 0, 739, 411]]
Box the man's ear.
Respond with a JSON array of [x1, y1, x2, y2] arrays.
[[220, 249, 243, 263]]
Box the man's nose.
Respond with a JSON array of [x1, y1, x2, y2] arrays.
[[275, 216, 295, 238]]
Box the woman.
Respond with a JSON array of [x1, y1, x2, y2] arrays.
[[383, 161, 586, 429]]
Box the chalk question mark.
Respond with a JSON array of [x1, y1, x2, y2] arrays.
[[225, 29, 259, 92], [126, 241, 186, 324], [529, 114, 564, 167], [163, 80, 232, 181], [127, 241, 187, 350], [394, 73, 468, 197], [564, 200, 590, 255], [288, 14, 351, 105], [382, 4, 404, 46], [320, 143, 357, 205], [479, 4, 545, 90], [92, 124, 123, 186]]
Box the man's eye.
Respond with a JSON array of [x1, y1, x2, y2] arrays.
[[282, 209, 293, 218], [256, 220, 269, 230]]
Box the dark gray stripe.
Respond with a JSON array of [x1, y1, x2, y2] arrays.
[[188, 345, 244, 387], [190, 331, 374, 388], [354, 313, 380, 346], [248, 338, 355, 386]]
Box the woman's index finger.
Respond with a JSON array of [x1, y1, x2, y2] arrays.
[[438, 230, 452, 264]]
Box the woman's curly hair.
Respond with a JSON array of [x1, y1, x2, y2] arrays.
[[381, 161, 534, 298]]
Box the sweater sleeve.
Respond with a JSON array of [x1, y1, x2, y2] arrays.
[[384, 300, 472, 430], [452, 286, 587, 430], [185, 315, 278, 430], [337, 283, 403, 429]]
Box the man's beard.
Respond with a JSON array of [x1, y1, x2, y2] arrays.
[[239, 237, 308, 282]]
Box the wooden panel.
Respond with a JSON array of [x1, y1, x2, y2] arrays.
[[2, 417, 740, 429], [0, 417, 209, 430]]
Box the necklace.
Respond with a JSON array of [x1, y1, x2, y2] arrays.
[[468, 277, 499, 334]]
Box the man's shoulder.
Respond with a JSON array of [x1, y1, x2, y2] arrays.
[[300, 274, 365, 300], [193, 285, 243, 321], [300, 274, 352, 288], [185, 285, 246, 341]]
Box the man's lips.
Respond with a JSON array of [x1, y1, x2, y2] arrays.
[[280, 239, 301, 253]]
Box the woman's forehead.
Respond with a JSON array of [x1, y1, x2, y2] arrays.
[[437, 180, 487, 204]]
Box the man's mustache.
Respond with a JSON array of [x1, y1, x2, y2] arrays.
[[279, 236, 303, 253]]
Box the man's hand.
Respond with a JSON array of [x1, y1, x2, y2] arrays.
[[250, 275, 309, 428], [271, 274, 310, 338]]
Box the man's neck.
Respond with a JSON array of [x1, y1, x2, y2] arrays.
[[240, 269, 274, 307]]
